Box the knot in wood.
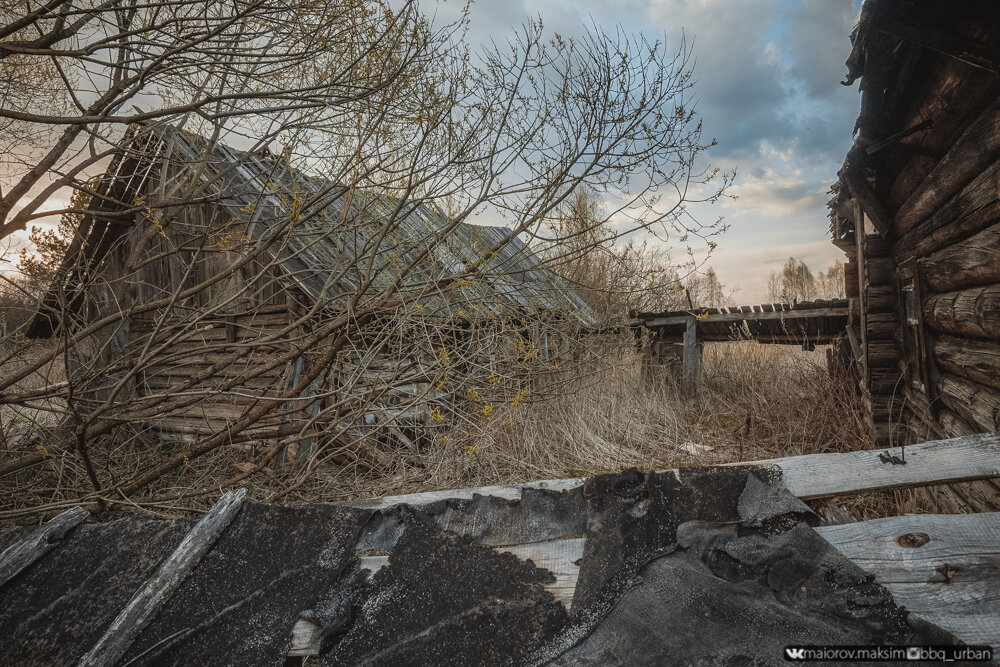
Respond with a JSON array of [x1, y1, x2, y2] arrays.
[[897, 532, 930, 548]]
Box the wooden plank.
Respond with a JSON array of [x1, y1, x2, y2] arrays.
[[771, 432, 1000, 500], [501, 538, 585, 607], [0, 506, 88, 588], [347, 433, 1000, 510], [357, 538, 585, 609], [817, 512, 1000, 648], [78, 489, 247, 667], [643, 307, 847, 328]]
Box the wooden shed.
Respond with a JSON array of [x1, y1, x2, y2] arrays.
[[27, 126, 595, 461], [830, 0, 1000, 456]]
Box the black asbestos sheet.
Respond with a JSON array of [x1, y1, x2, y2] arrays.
[[0, 516, 193, 665], [122, 503, 371, 666]]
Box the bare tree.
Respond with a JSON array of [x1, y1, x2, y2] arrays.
[[767, 257, 817, 304], [816, 261, 846, 300], [0, 1, 730, 515]]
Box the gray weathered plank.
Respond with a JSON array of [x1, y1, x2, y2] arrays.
[[770, 432, 1000, 500], [344, 433, 1000, 510], [77, 489, 247, 667], [0, 506, 89, 588], [346, 478, 584, 511], [817, 512, 1000, 648]]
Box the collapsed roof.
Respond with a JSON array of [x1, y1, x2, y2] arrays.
[[28, 126, 596, 337]]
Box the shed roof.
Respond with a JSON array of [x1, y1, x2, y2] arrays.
[[147, 127, 595, 325], [28, 127, 596, 337]]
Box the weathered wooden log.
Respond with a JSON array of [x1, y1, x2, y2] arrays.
[[78, 489, 247, 667], [845, 259, 860, 298], [896, 97, 1000, 236], [933, 334, 1000, 392], [866, 284, 896, 313], [922, 221, 1000, 292], [865, 312, 898, 340], [924, 284, 1000, 339], [937, 373, 1000, 433], [896, 158, 1000, 261], [867, 257, 896, 286], [938, 406, 979, 439], [867, 341, 900, 368], [0, 506, 89, 588]]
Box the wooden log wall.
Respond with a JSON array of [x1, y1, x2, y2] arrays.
[[130, 306, 299, 440], [838, 6, 1000, 459], [856, 225, 904, 445], [891, 106, 1000, 443]]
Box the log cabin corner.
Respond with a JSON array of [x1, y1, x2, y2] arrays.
[[830, 0, 1000, 458]]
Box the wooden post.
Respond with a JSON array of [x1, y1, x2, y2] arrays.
[[683, 317, 699, 390], [78, 489, 246, 667]]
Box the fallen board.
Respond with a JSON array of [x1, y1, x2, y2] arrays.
[[817, 512, 1000, 648], [771, 432, 1000, 500], [344, 432, 1000, 509]]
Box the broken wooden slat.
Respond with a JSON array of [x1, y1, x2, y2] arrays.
[[817, 511, 1000, 648], [501, 538, 584, 608], [0, 506, 88, 589], [77, 489, 247, 667], [346, 478, 584, 511], [771, 432, 1000, 500]]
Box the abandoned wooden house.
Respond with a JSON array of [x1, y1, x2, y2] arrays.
[[26, 126, 595, 459], [828, 0, 1000, 458]]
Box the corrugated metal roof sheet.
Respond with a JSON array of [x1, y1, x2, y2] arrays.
[[158, 128, 597, 326]]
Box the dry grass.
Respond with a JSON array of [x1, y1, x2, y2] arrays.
[[277, 339, 873, 503], [2, 337, 880, 518]]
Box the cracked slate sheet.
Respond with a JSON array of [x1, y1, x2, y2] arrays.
[[0, 466, 962, 666]]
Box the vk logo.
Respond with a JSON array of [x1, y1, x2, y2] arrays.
[[785, 648, 806, 660]]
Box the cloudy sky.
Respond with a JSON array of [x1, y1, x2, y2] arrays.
[[445, 0, 863, 303]]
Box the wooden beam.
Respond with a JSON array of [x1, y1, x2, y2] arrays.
[[817, 511, 1000, 648], [682, 317, 698, 389], [638, 307, 847, 328], [772, 433, 1000, 500], [78, 489, 247, 667], [345, 433, 1000, 510], [842, 150, 893, 238], [0, 506, 88, 589]]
